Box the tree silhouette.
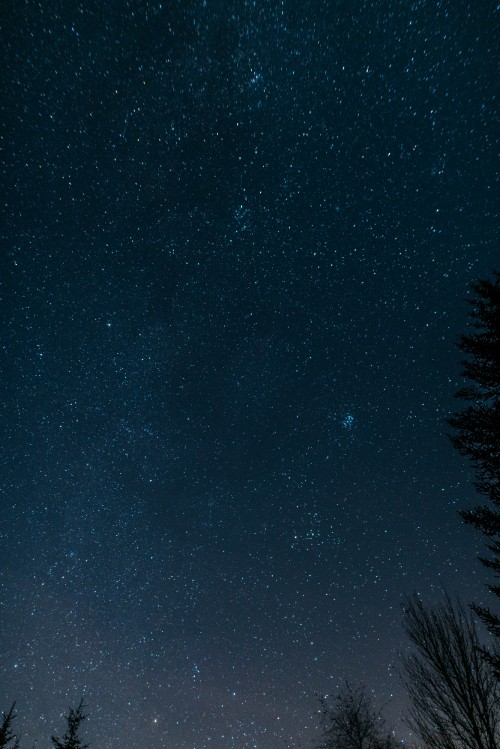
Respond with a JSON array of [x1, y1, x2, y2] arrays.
[[401, 594, 499, 749], [51, 701, 89, 749], [447, 271, 500, 674], [0, 704, 20, 749], [313, 682, 399, 749]]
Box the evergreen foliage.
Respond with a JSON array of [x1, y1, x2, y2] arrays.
[[0, 704, 20, 749], [448, 271, 500, 673], [51, 701, 89, 749]]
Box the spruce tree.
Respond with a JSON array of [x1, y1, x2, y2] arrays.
[[0, 704, 20, 749], [51, 701, 89, 749], [448, 271, 500, 673]]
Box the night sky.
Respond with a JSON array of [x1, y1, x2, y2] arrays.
[[1, 1, 498, 747]]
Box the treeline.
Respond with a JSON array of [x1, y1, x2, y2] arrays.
[[295, 271, 500, 748], [1, 700, 87, 749], [3, 273, 499, 748], [302, 593, 498, 749]]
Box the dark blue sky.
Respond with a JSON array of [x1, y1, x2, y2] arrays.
[[1, 1, 497, 747]]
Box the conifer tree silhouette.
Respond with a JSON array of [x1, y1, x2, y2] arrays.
[[0, 704, 20, 749], [51, 701, 89, 749], [448, 271, 500, 675]]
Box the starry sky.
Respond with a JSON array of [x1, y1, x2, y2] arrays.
[[0, 1, 498, 747]]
